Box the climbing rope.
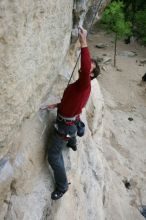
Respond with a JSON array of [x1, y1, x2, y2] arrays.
[[67, 0, 103, 87], [38, 0, 103, 135]]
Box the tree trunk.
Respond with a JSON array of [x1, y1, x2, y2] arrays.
[[114, 33, 117, 67]]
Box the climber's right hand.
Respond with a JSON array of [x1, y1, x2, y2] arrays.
[[78, 26, 88, 48]]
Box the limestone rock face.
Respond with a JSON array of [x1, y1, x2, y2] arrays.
[[2, 0, 141, 220], [72, 0, 111, 42], [0, 0, 73, 152]]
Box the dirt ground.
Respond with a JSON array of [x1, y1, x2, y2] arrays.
[[88, 28, 146, 212]]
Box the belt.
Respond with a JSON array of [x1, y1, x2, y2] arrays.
[[57, 114, 80, 125], [57, 113, 78, 121]]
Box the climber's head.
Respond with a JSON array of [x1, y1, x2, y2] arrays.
[[90, 59, 100, 80]]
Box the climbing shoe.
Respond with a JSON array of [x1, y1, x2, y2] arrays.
[[67, 143, 77, 151], [51, 188, 68, 200]]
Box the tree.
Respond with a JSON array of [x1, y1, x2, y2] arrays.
[[101, 1, 132, 67], [112, 0, 146, 44], [122, 0, 146, 21], [135, 9, 146, 45]]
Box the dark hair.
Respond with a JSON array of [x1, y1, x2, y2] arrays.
[[91, 59, 100, 80]]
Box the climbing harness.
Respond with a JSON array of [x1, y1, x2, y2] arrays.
[[67, 0, 103, 86]]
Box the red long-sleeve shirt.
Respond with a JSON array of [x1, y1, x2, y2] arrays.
[[58, 47, 91, 117]]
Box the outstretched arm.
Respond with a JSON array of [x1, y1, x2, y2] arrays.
[[78, 27, 91, 88], [40, 103, 59, 110], [78, 26, 88, 48]]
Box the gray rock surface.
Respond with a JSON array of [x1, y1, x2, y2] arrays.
[[119, 51, 137, 57], [140, 59, 146, 65], [88, 29, 146, 220], [0, 0, 109, 219], [95, 43, 107, 48]]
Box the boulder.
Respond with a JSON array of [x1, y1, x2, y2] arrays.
[[116, 68, 122, 72], [140, 59, 146, 65], [96, 56, 104, 63], [95, 43, 107, 48], [102, 65, 107, 71], [103, 56, 112, 64], [119, 51, 137, 57]]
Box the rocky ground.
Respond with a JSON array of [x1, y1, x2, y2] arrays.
[[89, 27, 146, 219]]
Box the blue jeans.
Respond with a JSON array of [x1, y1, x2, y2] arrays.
[[48, 119, 77, 192]]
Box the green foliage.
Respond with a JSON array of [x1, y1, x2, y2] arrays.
[[122, 0, 146, 12], [135, 9, 146, 44], [122, 0, 146, 25], [111, 0, 146, 45], [101, 1, 132, 38]]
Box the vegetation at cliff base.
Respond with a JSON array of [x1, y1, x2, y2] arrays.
[[135, 9, 146, 44], [101, 1, 131, 67], [112, 0, 146, 45], [122, 0, 146, 45]]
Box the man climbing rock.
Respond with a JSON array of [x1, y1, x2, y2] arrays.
[[41, 27, 100, 200]]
